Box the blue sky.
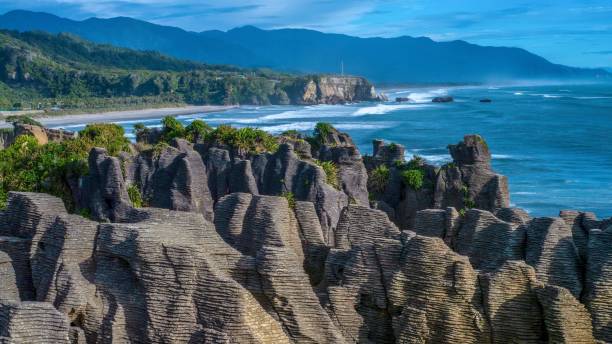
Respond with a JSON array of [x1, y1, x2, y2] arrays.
[[2, 0, 612, 68]]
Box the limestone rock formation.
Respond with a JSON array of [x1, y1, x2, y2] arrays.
[[79, 148, 134, 222], [367, 136, 509, 230], [435, 135, 510, 211], [286, 76, 381, 105], [584, 224, 612, 342], [0, 301, 71, 343], [1, 127, 609, 343], [524, 217, 582, 298], [315, 129, 369, 207], [1, 123, 76, 148], [0, 191, 606, 343], [129, 139, 214, 221]]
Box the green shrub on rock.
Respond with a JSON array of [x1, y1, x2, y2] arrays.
[[160, 116, 186, 142], [369, 164, 390, 194], [78, 123, 131, 156], [204, 125, 278, 155], [127, 184, 143, 208], [314, 160, 340, 190], [401, 169, 424, 190], [185, 119, 212, 142], [0, 123, 130, 209], [282, 191, 296, 209]]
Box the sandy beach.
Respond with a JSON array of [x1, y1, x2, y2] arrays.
[[0, 105, 236, 129]]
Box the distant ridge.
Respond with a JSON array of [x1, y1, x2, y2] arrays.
[[0, 9, 609, 84]]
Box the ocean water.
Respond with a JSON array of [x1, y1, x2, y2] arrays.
[[53, 83, 612, 218]]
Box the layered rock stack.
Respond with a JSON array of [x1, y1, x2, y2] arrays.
[[1, 129, 611, 343], [367, 135, 509, 230]]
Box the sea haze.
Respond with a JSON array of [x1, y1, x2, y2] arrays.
[[53, 83, 612, 218]]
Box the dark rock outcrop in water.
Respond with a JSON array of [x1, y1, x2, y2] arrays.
[[432, 96, 454, 103], [1, 128, 612, 343]]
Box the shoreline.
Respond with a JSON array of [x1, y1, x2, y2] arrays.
[[0, 105, 237, 129]]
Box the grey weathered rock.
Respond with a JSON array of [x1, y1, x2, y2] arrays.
[[537, 285, 595, 343], [388, 235, 490, 343], [29, 213, 99, 325], [560, 210, 612, 261], [80, 148, 134, 222], [495, 207, 531, 225], [2, 119, 610, 343], [584, 224, 612, 342], [321, 206, 402, 343], [435, 135, 510, 212], [131, 139, 214, 221], [0, 236, 34, 301], [455, 209, 523, 271], [480, 261, 545, 343], [367, 135, 510, 231], [372, 140, 405, 164], [0, 301, 71, 343], [261, 143, 348, 244], [318, 143, 369, 207], [524, 217, 582, 298], [412, 207, 461, 247]]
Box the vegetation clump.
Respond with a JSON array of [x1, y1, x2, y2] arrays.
[[282, 191, 296, 209], [204, 125, 279, 155], [369, 164, 390, 194], [396, 155, 427, 191], [306, 122, 337, 151], [158, 116, 189, 142], [127, 184, 143, 208], [401, 169, 424, 190], [185, 120, 212, 142], [151, 116, 278, 155], [0, 123, 130, 209], [77, 123, 131, 156], [314, 159, 340, 190], [281, 129, 301, 139], [461, 185, 476, 209], [314, 122, 334, 140]]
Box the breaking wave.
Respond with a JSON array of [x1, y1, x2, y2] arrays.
[[351, 104, 428, 116]]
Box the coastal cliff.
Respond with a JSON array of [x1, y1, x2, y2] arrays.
[[0, 122, 611, 343], [286, 76, 383, 105]]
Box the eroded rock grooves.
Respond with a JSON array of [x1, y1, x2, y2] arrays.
[[0, 129, 610, 343]]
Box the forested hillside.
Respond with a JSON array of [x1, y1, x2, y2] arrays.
[[0, 30, 360, 111]]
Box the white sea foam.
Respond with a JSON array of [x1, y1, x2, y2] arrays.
[[257, 122, 391, 134], [384, 88, 448, 103], [492, 154, 514, 159], [573, 96, 612, 99], [351, 103, 428, 116], [514, 92, 524, 95], [257, 122, 316, 133], [240, 105, 350, 123], [532, 94, 561, 98], [404, 151, 451, 164], [335, 123, 391, 130]]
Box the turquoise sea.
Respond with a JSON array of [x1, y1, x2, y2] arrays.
[[54, 83, 612, 218]]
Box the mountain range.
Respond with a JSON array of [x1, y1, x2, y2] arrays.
[[0, 10, 610, 84]]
